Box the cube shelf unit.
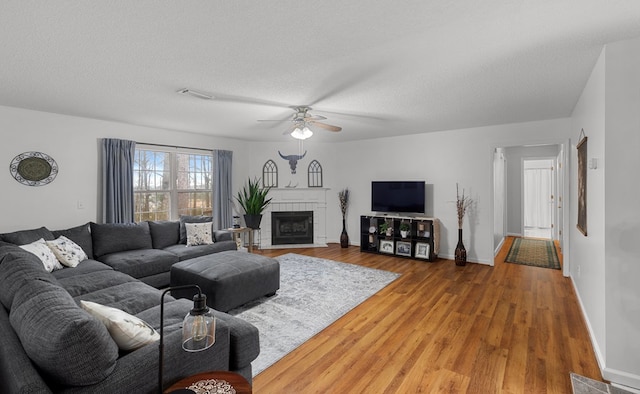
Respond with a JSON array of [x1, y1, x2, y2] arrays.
[[360, 215, 436, 262]]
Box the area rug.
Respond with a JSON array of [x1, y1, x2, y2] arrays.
[[227, 253, 401, 376], [505, 238, 560, 270]]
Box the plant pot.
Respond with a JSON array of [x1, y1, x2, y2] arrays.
[[244, 214, 262, 229], [340, 218, 349, 248], [400, 230, 409, 238], [455, 228, 467, 266]]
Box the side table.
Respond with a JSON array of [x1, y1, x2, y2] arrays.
[[226, 227, 255, 253], [164, 371, 251, 394]]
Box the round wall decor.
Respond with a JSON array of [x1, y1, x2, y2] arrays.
[[10, 151, 59, 186]]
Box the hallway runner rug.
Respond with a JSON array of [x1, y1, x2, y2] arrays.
[[505, 238, 560, 270], [227, 253, 401, 377]]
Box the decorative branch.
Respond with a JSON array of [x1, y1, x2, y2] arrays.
[[338, 188, 350, 219], [456, 183, 472, 229]]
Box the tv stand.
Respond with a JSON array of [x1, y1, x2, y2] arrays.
[[360, 215, 439, 261]]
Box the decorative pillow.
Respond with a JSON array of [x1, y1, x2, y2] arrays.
[[179, 215, 213, 244], [46, 236, 88, 267], [19, 238, 63, 272], [186, 222, 214, 246], [52, 222, 94, 260], [80, 300, 160, 351]]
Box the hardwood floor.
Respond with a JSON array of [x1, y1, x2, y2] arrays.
[[251, 238, 601, 393]]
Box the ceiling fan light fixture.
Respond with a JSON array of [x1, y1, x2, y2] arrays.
[[177, 88, 215, 100], [291, 126, 313, 140]]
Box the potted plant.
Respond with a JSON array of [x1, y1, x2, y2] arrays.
[[399, 222, 410, 238], [234, 177, 272, 229], [379, 221, 393, 237]]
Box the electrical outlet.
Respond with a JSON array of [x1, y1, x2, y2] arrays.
[[77, 200, 85, 210], [577, 265, 581, 277]]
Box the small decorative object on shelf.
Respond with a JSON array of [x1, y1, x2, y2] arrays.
[[455, 183, 472, 266], [399, 221, 410, 238], [338, 188, 350, 248]]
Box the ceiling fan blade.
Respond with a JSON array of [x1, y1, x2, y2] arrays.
[[309, 121, 342, 132]]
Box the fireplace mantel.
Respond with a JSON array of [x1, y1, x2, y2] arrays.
[[259, 188, 329, 249]]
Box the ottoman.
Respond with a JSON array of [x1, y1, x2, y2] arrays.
[[170, 250, 280, 312]]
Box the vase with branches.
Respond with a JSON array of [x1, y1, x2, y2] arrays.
[[338, 188, 350, 248], [455, 183, 472, 266]]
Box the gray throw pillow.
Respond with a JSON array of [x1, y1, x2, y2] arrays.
[[52, 222, 94, 260], [148, 220, 180, 249], [90, 222, 153, 258], [179, 215, 213, 244], [9, 279, 119, 386], [0, 227, 55, 245]]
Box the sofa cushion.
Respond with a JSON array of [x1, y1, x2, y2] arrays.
[[0, 226, 55, 245], [148, 220, 180, 249], [163, 240, 237, 261], [9, 278, 119, 386], [80, 300, 160, 351], [52, 222, 94, 260], [52, 259, 113, 281], [91, 222, 153, 258], [19, 238, 64, 272], [214, 230, 233, 242], [98, 249, 178, 279], [179, 215, 213, 244], [46, 236, 88, 267], [0, 243, 59, 310]]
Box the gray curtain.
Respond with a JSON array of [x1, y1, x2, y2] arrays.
[[102, 138, 136, 223], [213, 150, 233, 230]]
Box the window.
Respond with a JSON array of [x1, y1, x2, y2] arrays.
[[133, 146, 213, 222]]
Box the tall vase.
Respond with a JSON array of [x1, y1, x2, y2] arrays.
[[340, 218, 349, 248], [455, 228, 467, 266]]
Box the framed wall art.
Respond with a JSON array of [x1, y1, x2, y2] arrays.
[[379, 239, 394, 254], [577, 129, 587, 236]]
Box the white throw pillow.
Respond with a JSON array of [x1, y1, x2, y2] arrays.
[[185, 222, 214, 246], [80, 300, 160, 351], [46, 236, 88, 267], [19, 238, 64, 272]]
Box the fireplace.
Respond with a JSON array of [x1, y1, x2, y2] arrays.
[[271, 211, 314, 245]]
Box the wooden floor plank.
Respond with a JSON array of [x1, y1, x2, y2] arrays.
[[251, 239, 602, 393]]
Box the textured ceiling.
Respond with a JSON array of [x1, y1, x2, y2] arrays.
[[1, 1, 640, 142]]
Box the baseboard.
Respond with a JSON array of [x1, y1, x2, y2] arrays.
[[494, 237, 505, 256], [570, 276, 607, 379], [604, 368, 640, 392], [506, 232, 522, 237]]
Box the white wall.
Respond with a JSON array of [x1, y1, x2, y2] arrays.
[[570, 36, 640, 390], [570, 47, 607, 373], [326, 119, 571, 264], [493, 148, 506, 253], [0, 105, 249, 233], [603, 37, 640, 389]]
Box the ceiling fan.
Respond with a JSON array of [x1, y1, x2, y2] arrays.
[[258, 106, 342, 139]]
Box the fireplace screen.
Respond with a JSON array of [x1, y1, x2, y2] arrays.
[[271, 211, 314, 245]]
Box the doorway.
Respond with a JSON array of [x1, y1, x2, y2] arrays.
[[523, 158, 555, 240]]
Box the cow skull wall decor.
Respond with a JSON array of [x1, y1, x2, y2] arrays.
[[278, 150, 307, 174]]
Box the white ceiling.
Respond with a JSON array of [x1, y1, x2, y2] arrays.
[[2, 1, 640, 142]]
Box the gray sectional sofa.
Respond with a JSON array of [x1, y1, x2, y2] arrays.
[[0, 218, 260, 393]]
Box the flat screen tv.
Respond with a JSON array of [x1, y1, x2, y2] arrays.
[[371, 181, 425, 214]]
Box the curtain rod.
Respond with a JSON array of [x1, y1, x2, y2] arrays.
[[136, 141, 213, 152]]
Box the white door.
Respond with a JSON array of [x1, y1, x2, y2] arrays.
[[523, 159, 555, 239]]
